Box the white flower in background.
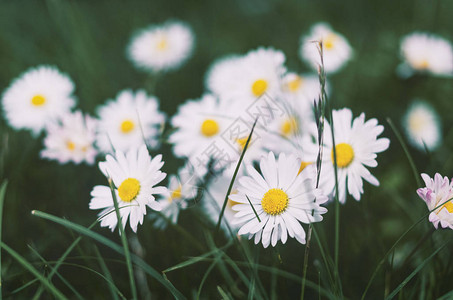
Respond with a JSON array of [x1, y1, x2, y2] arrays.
[[89, 145, 167, 232], [128, 21, 195, 72], [417, 173, 453, 229], [40, 111, 97, 165], [205, 47, 286, 104], [151, 165, 199, 229], [169, 94, 235, 162], [399, 33, 453, 77], [203, 174, 242, 234], [281, 72, 324, 107], [300, 23, 353, 74], [303, 108, 390, 203], [230, 152, 328, 248], [2, 65, 76, 134], [402, 100, 441, 151], [96, 89, 165, 153]]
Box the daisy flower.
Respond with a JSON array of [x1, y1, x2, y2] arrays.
[[89, 145, 167, 232], [169, 94, 238, 173], [402, 100, 442, 151], [303, 108, 390, 203], [300, 23, 353, 74], [417, 173, 453, 229], [151, 165, 199, 229], [281, 72, 324, 107], [399, 32, 453, 77], [2, 65, 76, 134], [205, 47, 286, 104], [40, 110, 97, 165], [229, 152, 328, 247], [96, 89, 165, 153], [128, 21, 195, 72]]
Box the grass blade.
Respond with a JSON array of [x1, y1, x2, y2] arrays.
[[94, 245, 121, 300], [385, 240, 450, 300], [386, 118, 421, 187], [0, 180, 7, 300], [31, 210, 186, 300], [0, 242, 67, 300], [215, 118, 257, 235], [107, 178, 137, 300]]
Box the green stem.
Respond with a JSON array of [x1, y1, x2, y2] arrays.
[[108, 179, 138, 300], [300, 225, 313, 300]]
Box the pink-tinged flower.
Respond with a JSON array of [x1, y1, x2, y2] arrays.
[[417, 173, 453, 229]]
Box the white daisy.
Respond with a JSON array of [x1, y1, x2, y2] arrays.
[[300, 23, 353, 74], [399, 32, 453, 77], [96, 89, 165, 153], [303, 108, 390, 203], [402, 100, 441, 151], [417, 173, 453, 229], [128, 21, 195, 72], [205, 47, 286, 104], [89, 145, 167, 232], [40, 110, 97, 165], [281, 72, 324, 107], [151, 165, 199, 229], [229, 152, 328, 248], [2, 65, 76, 134], [169, 94, 238, 174]]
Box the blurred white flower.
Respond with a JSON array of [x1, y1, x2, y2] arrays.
[[281, 72, 324, 107], [151, 165, 199, 229], [128, 21, 195, 72], [206, 47, 286, 104], [399, 32, 453, 77], [300, 23, 353, 74], [96, 89, 165, 153], [2, 65, 76, 135], [417, 173, 453, 230], [303, 108, 390, 203], [169, 94, 237, 172], [203, 174, 242, 234], [402, 100, 441, 151], [229, 152, 328, 248], [41, 111, 97, 165], [89, 145, 167, 232]]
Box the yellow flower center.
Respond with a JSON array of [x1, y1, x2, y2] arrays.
[[261, 188, 289, 215], [251, 79, 268, 97], [118, 178, 141, 202], [441, 201, 453, 213], [414, 59, 429, 70], [236, 137, 250, 150], [298, 161, 312, 175], [200, 119, 219, 137], [169, 186, 182, 202], [156, 37, 168, 51], [323, 34, 337, 50], [66, 141, 76, 151], [31, 94, 46, 106], [408, 112, 424, 132], [280, 117, 298, 136], [287, 76, 303, 92], [120, 119, 135, 134], [331, 143, 354, 168]]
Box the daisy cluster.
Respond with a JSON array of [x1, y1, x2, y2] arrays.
[[2, 19, 452, 248]]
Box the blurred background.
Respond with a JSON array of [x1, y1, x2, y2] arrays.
[[1, 0, 453, 298]]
